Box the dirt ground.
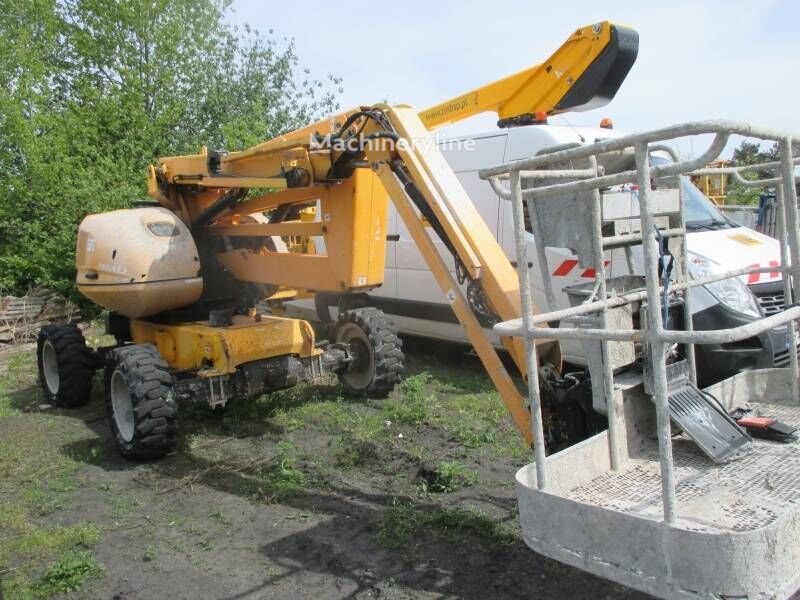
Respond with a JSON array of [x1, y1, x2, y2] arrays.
[[0, 333, 650, 599]]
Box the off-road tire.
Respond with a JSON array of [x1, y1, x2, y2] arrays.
[[105, 344, 177, 460], [37, 324, 96, 408], [334, 308, 403, 399]]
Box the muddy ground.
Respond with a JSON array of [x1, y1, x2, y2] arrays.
[[0, 333, 649, 599]]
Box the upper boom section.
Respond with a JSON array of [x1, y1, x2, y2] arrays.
[[418, 21, 638, 129]]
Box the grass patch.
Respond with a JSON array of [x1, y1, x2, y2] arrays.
[[382, 372, 432, 426], [34, 549, 103, 596], [143, 545, 157, 562], [376, 498, 418, 550], [0, 519, 102, 598], [332, 435, 381, 469], [0, 351, 37, 419], [0, 348, 105, 598], [110, 494, 138, 520], [245, 441, 308, 503], [208, 508, 231, 525], [377, 498, 515, 551], [416, 461, 477, 494]]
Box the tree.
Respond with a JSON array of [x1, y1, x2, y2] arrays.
[[0, 0, 342, 295], [725, 140, 779, 206]]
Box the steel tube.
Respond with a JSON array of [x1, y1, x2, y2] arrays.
[[779, 139, 800, 401], [501, 305, 800, 344], [494, 265, 784, 332], [634, 142, 677, 525], [510, 171, 548, 489], [602, 228, 685, 249], [479, 119, 800, 179], [677, 180, 697, 382], [775, 186, 798, 401], [514, 134, 730, 202], [587, 155, 621, 471]]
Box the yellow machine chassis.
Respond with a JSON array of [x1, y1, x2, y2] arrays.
[[130, 314, 319, 377]]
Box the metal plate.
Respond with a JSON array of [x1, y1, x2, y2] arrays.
[[667, 382, 751, 463]]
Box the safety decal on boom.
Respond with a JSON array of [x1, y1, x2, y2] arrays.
[[747, 261, 782, 284], [551, 259, 610, 278]]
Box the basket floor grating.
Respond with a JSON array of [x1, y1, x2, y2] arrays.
[[566, 399, 800, 532]]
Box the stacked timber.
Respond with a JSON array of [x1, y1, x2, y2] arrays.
[[0, 288, 78, 344]]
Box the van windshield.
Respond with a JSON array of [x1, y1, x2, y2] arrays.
[[652, 156, 731, 231]]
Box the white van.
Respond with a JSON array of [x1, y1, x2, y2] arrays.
[[291, 124, 789, 386]]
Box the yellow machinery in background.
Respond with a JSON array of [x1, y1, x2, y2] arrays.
[[37, 21, 638, 459], [691, 159, 730, 204]]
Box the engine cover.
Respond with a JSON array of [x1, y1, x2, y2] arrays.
[[76, 207, 203, 318]]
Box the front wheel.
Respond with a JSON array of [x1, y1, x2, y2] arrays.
[[334, 308, 403, 399], [37, 324, 96, 408], [105, 344, 177, 460]]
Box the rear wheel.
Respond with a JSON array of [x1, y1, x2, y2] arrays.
[[334, 308, 403, 398], [105, 344, 177, 460], [37, 324, 96, 407]]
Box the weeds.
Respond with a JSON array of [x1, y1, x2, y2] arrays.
[[333, 435, 380, 469], [110, 495, 138, 520], [251, 441, 308, 503], [208, 509, 230, 525], [382, 372, 432, 426], [416, 461, 477, 494], [0, 351, 37, 419], [35, 549, 103, 595], [376, 498, 418, 549], [143, 545, 157, 562], [377, 498, 515, 551]]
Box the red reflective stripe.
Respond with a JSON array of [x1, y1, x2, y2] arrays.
[[580, 260, 610, 279], [552, 259, 578, 277], [769, 260, 780, 278], [747, 263, 760, 284]]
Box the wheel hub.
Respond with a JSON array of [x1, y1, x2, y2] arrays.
[[110, 370, 135, 442], [41, 340, 60, 395], [336, 323, 375, 391]]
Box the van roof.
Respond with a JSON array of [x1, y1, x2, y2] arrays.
[[437, 124, 625, 147]]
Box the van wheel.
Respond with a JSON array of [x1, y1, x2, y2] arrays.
[[37, 324, 96, 408], [105, 344, 177, 460], [334, 308, 403, 399]]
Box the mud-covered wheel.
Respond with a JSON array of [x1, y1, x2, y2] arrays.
[[334, 307, 403, 399], [37, 324, 96, 408], [105, 344, 177, 460]]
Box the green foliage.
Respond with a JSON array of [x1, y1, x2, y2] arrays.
[[724, 140, 780, 206], [35, 549, 103, 595], [377, 498, 514, 551], [416, 461, 477, 494], [0, 0, 341, 295], [251, 441, 307, 503], [382, 372, 432, 426], [725, 177, 761, 206], [376, 498, 417, 549], [142, 545, 157, 562]]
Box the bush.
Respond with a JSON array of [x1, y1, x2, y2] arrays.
[[0, 0, 341, 296]]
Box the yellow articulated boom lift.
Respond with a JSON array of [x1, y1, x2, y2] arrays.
[[36, 21, 637, 460]]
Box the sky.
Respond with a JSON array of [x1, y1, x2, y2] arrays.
[[228, 0, 800, 158]]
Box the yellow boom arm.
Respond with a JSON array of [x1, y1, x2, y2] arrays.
[[145, 21, 639, 443], [419, 21, 638, 129]]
